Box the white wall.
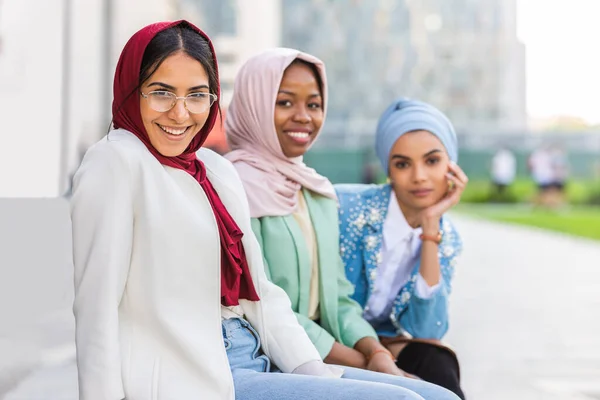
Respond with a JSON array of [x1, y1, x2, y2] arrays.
[[0, 0, 177, 197], [236, 0, 281, 62], [0, 0, 64, 197], [62, 0, 105, 194], [214, 0, 281, 106]]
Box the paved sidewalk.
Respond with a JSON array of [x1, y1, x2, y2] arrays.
[[446, 214, 600, 400], [2, 200, 599, 399]]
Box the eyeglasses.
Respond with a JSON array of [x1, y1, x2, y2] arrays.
[[140, 90, 217, 114]]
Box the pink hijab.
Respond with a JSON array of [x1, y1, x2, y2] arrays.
[[225, 48, 336, 218]]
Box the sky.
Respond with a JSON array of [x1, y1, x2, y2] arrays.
[[517, 0, 600, 124]]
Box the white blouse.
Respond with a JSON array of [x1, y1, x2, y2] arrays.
[[363, 194, 440, 323]]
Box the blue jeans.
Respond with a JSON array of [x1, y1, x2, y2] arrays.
[[222, 318, 460, 400]]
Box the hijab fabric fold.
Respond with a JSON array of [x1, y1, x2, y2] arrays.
[[112, 20, 259, 306], [225, 48, 336, 218]]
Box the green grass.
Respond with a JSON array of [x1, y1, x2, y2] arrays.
[[461, 179, 598, 205], [455, 204, 600, 241]]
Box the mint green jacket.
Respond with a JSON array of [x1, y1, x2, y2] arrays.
[[251, 189, 378, 358]]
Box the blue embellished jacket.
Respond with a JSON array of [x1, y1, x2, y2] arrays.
[[335, 183, 462, 340]]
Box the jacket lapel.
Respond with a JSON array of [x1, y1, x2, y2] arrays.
[[281, 213, 311, 316], [361, 185, 392, 296], [302, 189, 340, 333]]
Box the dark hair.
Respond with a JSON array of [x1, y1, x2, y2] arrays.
[[289, 58, 324, 100], [139, 22, 219, 99], [110, 22, 220, 133]]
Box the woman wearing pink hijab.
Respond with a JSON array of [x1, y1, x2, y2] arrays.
[[225, 48, 460, 400]]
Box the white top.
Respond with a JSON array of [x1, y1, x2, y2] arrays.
[[491, 149, 517, 185], [550, 149, 569, 181], [363, 194, 440, 323], [529, 149, 554, 185], [70, 130, 327, 400], [221, 305, 245, 319]]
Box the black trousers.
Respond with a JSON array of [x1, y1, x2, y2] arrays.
[[395, 342, 465, 399]]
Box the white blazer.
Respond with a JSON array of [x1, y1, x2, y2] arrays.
[[71, 129, 322, 400]]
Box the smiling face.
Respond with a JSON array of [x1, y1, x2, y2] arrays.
[[388, 130, 450, 213], [274, 61, 324, 158], [139, 51, 211, 157]]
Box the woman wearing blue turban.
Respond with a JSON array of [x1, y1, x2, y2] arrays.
[[336, 98, 468, 398]]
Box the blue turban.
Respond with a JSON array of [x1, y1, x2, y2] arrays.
[[375, 98, 458, 173]]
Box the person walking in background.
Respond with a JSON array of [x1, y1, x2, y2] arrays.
[[549, 144, 569, 207], [336, 98, 468, 399], [490, 146, 516, 198], [71, 20, 443, 400], [225, 48, 461, 400], [528, 145, 554, 206]]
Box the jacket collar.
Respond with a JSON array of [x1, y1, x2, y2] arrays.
[[362, 184, 393, 234]]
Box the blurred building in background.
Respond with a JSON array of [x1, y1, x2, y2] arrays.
[[180, 0, 281, 107], [280, 0, 527, 145], [2, 0, 593, 197], [177, 0, 526, 149]]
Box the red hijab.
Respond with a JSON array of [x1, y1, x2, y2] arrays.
[[112, 20, 259, 306]]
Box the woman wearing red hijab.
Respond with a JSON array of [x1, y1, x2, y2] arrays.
[[70, 20, 457, 400]]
